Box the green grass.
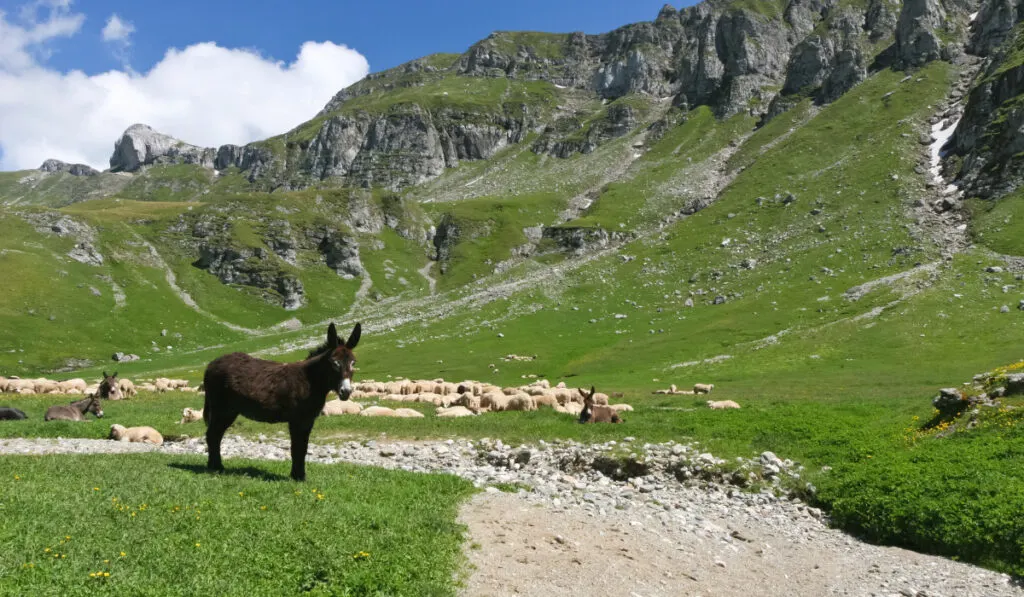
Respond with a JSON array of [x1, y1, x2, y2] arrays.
[[0, 454, 474, 596], [967, 189, 1024, 255], [486, 31, 570, 61]]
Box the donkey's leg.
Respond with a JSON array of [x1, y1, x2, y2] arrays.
[[205, 410, 238, 472], [288, 418, 315, 481]]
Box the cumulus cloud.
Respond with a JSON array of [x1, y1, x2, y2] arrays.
[[101, 14, 133, 42], [0, 2, 370, 171]]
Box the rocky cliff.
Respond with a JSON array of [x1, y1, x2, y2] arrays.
[[947, 6, 1024, 200], [98, 0, 979, 194]]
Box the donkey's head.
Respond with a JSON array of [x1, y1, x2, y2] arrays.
[[313, 322, 361, 400], [577, 386, 596, 423], [99, 372, 122, 400], [85, 395, 104, 418]]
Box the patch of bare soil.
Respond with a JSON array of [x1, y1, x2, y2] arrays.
[[457, 492, 1020, 597]]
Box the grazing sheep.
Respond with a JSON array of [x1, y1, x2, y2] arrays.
[[707, 400, 740, 410], [532, 392, 558, 408], [554, 402, 585, 416], [506, 394, 537, 412], [578, 387, 622, 424], [57, 378, 87, 394], [0, 406, 27, 420], [608, 403, 634, 412], [693, 383, 715, 394], [117, 379, 137, 398], [321, 399, 362, 416], [394, 408, 425, 418], [481, 392, 510, 412], [34, 379, 59, 394], [178, 407, 204, 424], [360, 406, 397, 417], [454, 393, 482, 412], [109, 424, 164, 445], [436, 406, 476, 418], [591, 392, 610, 405]]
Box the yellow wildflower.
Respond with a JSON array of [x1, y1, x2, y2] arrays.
[[195, 543, 201, 548], [120, 552, 126, 558]]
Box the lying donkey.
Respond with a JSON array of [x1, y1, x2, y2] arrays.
[[44, 395, 104, 421], [578, 386, 622, 424]]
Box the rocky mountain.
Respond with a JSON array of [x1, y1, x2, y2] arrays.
[[2, 0, 1024, 376]]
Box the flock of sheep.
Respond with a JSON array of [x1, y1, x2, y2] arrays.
[[310, 378, 636, 419], [3, 372, 734, 440], [0, 375, 198, 397]]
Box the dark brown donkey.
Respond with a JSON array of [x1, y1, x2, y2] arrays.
[[44, 395, 104, 421], [578, 386, 622, 424], [202, 322, 361, 481]]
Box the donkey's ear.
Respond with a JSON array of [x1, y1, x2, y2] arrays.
[[327, 323, 340, 348], [112, 371, 118, 378], [346, 322, 361, 349], [577, 388, 587, 398], [589, 385, 596, 397], [103, 371, 109, 378]]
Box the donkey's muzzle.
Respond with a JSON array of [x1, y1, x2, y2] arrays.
[[337, 378, 352, 401]]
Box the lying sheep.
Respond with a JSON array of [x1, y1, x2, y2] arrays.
[[321, 400, 362, 416], [481, 392, 509, 412], [394, 408, 425, 418], [109, 424, 164, 445], [578, 387, 622, 424], [360, 406, 397, 417], [554, 402, 584, 416], [58, 378, 87, 394], [178, 407, 203, 424], [454, 393, 482, 413], [608, 403, 634, 413], [436, 406, 476, 418], [707, 400, 740, 410], [506, 394, 537, 412], [693, 383, 715, 394]]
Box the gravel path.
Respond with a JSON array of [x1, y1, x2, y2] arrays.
[[1, 435, 1020, 597]]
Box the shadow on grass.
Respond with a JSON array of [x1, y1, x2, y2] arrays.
[[168, 462, 290, 482]]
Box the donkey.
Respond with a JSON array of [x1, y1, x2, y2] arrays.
[[578, 386, 622, 424], [44, 395, 104, 421], [0, 406, 27, 420], [97, 372, 123, 400], [202, 322, 361, 481]]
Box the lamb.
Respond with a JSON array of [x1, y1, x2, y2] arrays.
[[707, 400, 740, 410], [693, 383, 715, 394], [578, 387, 622, 424], [321, 399, 362, 416], [436, 406, 476, 418], [109, 424, 164, 445], [117, 379, 137, 398], [178, 407, 204, 424]]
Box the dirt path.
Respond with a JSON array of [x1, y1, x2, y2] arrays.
[[458, 492, 1021, 597]]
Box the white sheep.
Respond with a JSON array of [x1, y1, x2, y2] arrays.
[[109, 424, 164, 445], [394, 408, 425, 418], [178, 407, 204, 424], [694, 383, 715, 394], [436, 406, 476, 418], [321, 400, 362, 416], [117, 379, 137, 398], [608, 403, 634, 412], [506, 394, 537, 412], [360, 406, 397, 417], [481, 392, 509, 412], [58, 378, 88, 394], [707, 400, 740, 409]]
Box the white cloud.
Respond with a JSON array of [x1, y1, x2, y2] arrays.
[[101, 14, 133, 42], [0, 2, 370, 171]]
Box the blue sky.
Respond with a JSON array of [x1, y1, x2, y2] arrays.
[[0, 0, 690, 171], [29, 0, 683, 75]]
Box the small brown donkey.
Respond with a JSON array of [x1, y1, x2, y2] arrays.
[[202, 322, 361, 481], [578, 386, 622, 424]]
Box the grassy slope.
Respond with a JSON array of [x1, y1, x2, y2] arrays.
[[0, 454, 473, 596], [2, 53, 1024, 576]]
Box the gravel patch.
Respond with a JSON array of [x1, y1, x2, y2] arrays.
[[1, 435, 1019, 596]]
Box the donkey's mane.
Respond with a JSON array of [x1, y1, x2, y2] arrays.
[[307, 342, 332, 359]]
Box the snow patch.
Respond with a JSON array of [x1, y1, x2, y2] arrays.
[[929, 116, 960, 181], [969, 11, 978, 21]]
